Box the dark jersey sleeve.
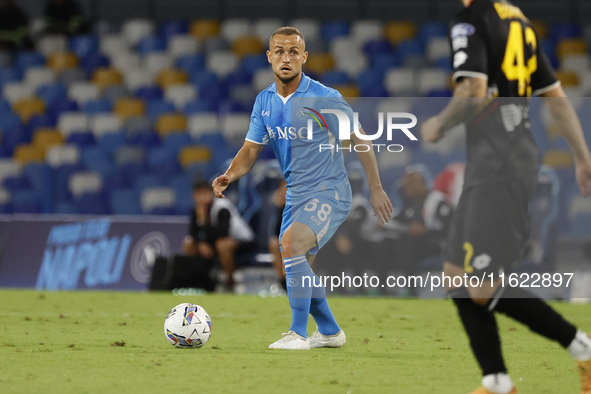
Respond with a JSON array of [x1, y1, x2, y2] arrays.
[[530, 33, 560, 96], [449, 13, 489, 82]]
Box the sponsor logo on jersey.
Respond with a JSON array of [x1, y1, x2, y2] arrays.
[[453, 51, 469, 68], [261, 110, 270, 116], [452, 36, 468, 51], [450, 23, 476, 39]]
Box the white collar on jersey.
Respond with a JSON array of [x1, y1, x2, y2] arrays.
[[267, 73, 312, 103], [276, 92, 295, 104]]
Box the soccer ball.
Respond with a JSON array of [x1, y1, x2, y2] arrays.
[[164, 303, 212, 348]]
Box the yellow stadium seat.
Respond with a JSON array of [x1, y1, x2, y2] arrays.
[[92, 67, 123, 89], [12, 97, 46, 122], [13, 144, 45, 165], [32, 128, 64, 153], [190, 20, 221, 41], [333, 84, 360, 98], [156, 69, 189, 88], [114, 98, 146, 120], [47, 51, 79, 71], [555, 70, 579, 87], [530, 21, 548, 40], [556, 39, 588, 59], [231, 36, 264, 58], [305, 53, 335, 75], [543, 150, 573, 168], [155, 113, 187, 136], [384, 21, 417, 45], [179, 146, 212, 168]]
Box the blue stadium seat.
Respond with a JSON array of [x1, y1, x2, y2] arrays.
[[163, 133, 192, 153], [49, 99, 79, 119], [53, 163, 84, 203], [0, 202, 10, 213], [3, 175, 31, 193], [76, 191, 109, 215], [434, 57, 452, 71], [138, 36, 167, 54], [427, 89, 453, 97], [0, 68, 21, 88], [158, 20, 189, 39], [23, 163, 53, 212], [37, 84, 67, 106], [83, 98, 112, 115], [184, 99, 216, 115], [0, 126, 28, 157], [396, 39, 424, 59], [321, 71, 349, 86], [363, 39, 394, 58], [413, 151, 445, 175], [169, 173, 193, 214], [147, 146, 182, 175], [148, 99, 176, 119], [110, 189, 142, 215], [134, 173, 165, 194], [549, 22, 581, 42], [15, 52, 45, 73], [540, 41, 559, 69], [80, 53, 110, 75], [218, 99, 247, 114], [67, 131, 96, 147], [81, 146, 115, 178], [177, 54, 206, 74], [371, 53, 402, 74], [0, 99, 11, 114], [443, 149, 467, 165], [151, 206, 177, 215], [99, 133, 127, 155], [11, 190, 41, 213], [570, 213, 591, 235], [53, 202, 78, 214], [361, 85, 388, 97], [127, 131, 160, 149], [190, 70, 219, 90], [119, 162, 148, 185], [419, 22, 448, 44], [321, 21, 350, 42], [0, 113, 21, 132], [241, 54, 268, 75], [136, 86, 163, 102], [70, 35, 99, 58], [224, 70, 252, 86], [356, 69, 383, 91]]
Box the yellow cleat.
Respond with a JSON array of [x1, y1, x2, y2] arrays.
[[579, 357, 591, 394], [469, 387, 517, 394]]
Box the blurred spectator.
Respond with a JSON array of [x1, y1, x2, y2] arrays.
[[433, 162, 465, 208], [268, 179, 287, 290], [44, 0, 88, 35], [183, 181, 256, 291], [384, 165, 453, 294], [0, 0, 32, 51]]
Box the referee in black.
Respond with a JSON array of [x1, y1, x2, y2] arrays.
[[421, 0, 591, 393]]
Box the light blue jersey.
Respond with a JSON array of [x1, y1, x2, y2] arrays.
[[245, 73, 354, 205]]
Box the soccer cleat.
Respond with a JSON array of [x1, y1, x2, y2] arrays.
[[578, 357, 591, 394], [469, 387, 517, 394], [268, 331, 310, 350], [309, 328, 346, 348]]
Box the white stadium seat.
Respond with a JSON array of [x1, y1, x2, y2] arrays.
[[122, 19, 155, 46], [89, 114, 123, 138], [100, 34, 130, 57], [2, 82, 34, 104], [561, 54, 590, 73], [114, 146, 146, 166], [24, 67, 56, 90], [0, 188, 10, 205], [164, 84, 197, 110], [58, 112, 88, 136], [124, 69, 154, 90], [141, 187, 176, 213], [426, 37, 451, 62], [288, 19, 320, 41], [221, 19, 251, 42], [220, 113, 250, 143], [0, 159, 21, 184], [69, 172, 103, 198], [206, 51, 238, 78], [253, 68, 275, 92], [111, 52, 141, 74], [416, 68, 450, 94], [36, 35, 68, 57], [167, 35, 199, 59], [143, 52, 174, 77], [188, 113, 219, 138], [253, 19, 283, 43], [334, 49, 368, 78], [46, 144, 81, 168], [67, 82, 100, 105], [384, 68, 417, 95], [350, 20, 384, 44]]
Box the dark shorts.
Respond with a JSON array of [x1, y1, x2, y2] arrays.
[[443, 175, 537, 275]]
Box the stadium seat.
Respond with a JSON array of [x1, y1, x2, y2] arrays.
[[67, 82, 100, 105], [2, 82, 34, 104], [57, 112, 88, 136], [147, 146, 182, 175], [103, 85, 130, 104], [89, 114, 123, 138], [555, 70, 580, 88], [46, 144, 81, 167], [137, 36, 167, 55], [384, 68, 416, 95], [134, 173, 164, 194], [99, 34, 129, 57], [11, 190, 41, 213], [168, 35, 199, 59], [58, 68, 87, 85], [334, 50, 368, 77], [80, 53, 110, 76], [123, 70, 153, 91], [156, 68, 189, 88], [140, 187, 176, 213], [190, 69, 219, 90], [24, 67, 55, 90], [114, 98, 146, 120], [305, 53, 335, 75], [561, 54, 590, 73], [15, 51, 45, 72], [110, 188, 142, 215], [178, 145, 212, 168], [321, 21, 350, 42], [220, 113, 250, 143], [155, 113, 187, 136], [12, 97, 46, 122], [206, 51, 239, 78], [47, 51, 79, 72], [68, 171, 103, 198], [0, 159, 21, 184], [231, 36, 264, 58], [75, 191, 110, 215], [253, 19, 282, 43], [288, 19, 319, 41], [363, 39, 394, 58], [83, 98, 112, 115], [416, 68, 450, 95], [159, 20, 189, 39], [351, 20, 384, 44], [13, 144, 45, 165], [67, 131, 96, 147], [37, 84, 66, 106], [98, 133, 126, 154], [111, 52, 141, 74], [241, 54, 269, 76], [550, 22, 581, 42], [164, 85, 197, 110], [176, 54, 206, 75], [32, 129, 64, 154], [70, 35, 99, 58], [419, 22, 448, 43], [37, 35, 68, 57], [426, 37, 451, 63], [122, 19, 155, 46], [543, 150, 573, 168], [148, 99, 176, 119], [125, 115, 152, 134], [556, 38, 588, 59], [128, 131, 160, 148], [48, 98, 78, 119], [189, 19, 221, 41], [163, 133, 192, 153], [184, 98, 216, 114], [0, 112, 22, 132], [92, 67, 123, 89], [221, 19, 251, 42], [114, 146, 146, 167], [0, 69, 22, 90], [531, 21, 548, 40], [384, 21, 417, 45], [135, 86, 163, 102]]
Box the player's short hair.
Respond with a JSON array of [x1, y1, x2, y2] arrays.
[[192, 180, 210, 192], [269, 26, 305, 47]]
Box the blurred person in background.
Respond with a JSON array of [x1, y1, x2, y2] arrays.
[[0, 0, 32, 51], [183, 181, 256, 291], [268, 179, 287, 290], [44, 0, 88, 35]]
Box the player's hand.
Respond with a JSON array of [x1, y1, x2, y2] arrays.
[[421, 116, 443, 143], [575, 158, 591, 197], [370, 188, 394, 225], [212, 174, 231, 198]]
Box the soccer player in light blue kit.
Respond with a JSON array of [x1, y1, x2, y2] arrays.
[[212, 27, 393, 350]]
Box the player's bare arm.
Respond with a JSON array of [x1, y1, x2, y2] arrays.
[[540, 85, 591, 196], [350, 128, 394, 224], [420, 76, 488, 143], [212, 141, 264, 198]]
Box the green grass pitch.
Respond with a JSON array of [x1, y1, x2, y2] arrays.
[[0, 290, 589, 393]]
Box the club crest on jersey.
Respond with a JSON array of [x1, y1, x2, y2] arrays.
[[451, 23, 476, 39]]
